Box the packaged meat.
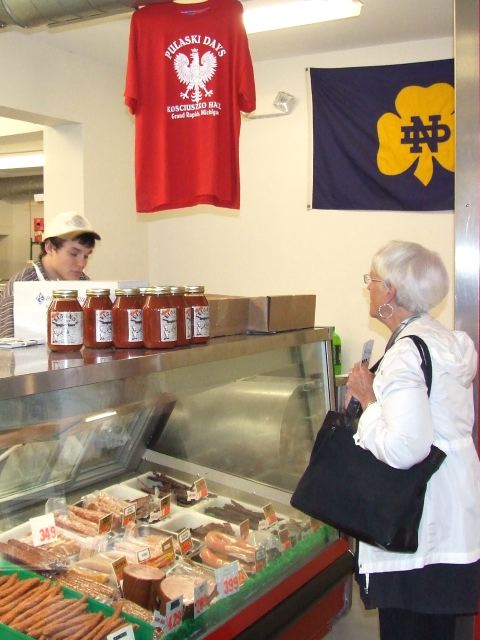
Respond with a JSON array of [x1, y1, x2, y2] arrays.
[[122, 563, 166, 610]]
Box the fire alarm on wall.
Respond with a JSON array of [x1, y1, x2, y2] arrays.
[[33, 217, 44, 231]]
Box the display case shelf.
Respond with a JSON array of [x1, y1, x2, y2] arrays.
[[0, 328, 352, 639]]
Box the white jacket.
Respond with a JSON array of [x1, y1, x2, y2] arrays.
[[356, 314, 480, 576]]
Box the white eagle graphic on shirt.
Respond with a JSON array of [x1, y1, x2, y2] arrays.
[[174, 48, 217, 103]]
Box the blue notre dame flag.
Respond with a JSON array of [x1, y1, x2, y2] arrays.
[[310, 59, 454, 211]]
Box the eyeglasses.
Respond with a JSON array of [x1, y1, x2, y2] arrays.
[[363, 274, 384, 285]]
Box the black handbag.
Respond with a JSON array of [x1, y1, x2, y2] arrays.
[[290, 335, 446, 553]]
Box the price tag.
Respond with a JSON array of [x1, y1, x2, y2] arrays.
[[137, 547, 151, 563], [193, 580, 209, 618], [30, 513, 57, 547], [215, 561, 240, 599], [279, 528, 292, 551], [176, 528, 193, 556], [153, 596, 184, 634], [98, 513, 113, 535], [111, 556, 127, 586], [159, 494, 171, 518], [194, 478, 209, 499], [239, 519, 250, 540], [186, 490, 198, 503], [150, 537, 176, 569], [122, 504, 137, 528], [107, 625, 135, 640], [255, 546, 267, 573], [262, 503, 278, 526], [238, 568, 248, 585]]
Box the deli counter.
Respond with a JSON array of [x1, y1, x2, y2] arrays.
[[0, 328, 353, 640]]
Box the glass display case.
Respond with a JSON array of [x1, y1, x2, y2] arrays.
[[0, 328, 353, 639]]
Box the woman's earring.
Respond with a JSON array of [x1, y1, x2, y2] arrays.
[[378, 303, 394, 320]]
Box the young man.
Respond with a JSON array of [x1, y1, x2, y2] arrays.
[[0, 211, 101, 339]]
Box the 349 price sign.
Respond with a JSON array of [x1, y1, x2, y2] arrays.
[[30, 513, 57, 547], [215, 561, 241, 599]]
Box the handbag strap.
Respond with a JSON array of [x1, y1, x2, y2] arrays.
[[370, 334, 432, 397], [402, 335, 432, 396], [346, 334, 432, 419]]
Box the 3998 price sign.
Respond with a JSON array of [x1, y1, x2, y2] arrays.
[[215, 561, 241, 599]]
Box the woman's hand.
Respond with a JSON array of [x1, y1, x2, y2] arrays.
[[345, 362, 376, 410]]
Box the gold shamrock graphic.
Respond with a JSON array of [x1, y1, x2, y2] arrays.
[[377, 83, 454, 186]]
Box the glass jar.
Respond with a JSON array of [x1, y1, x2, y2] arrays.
[[169, 286, 188, 347], [185, 285, 209, 344], [143, 286, 177, 349], [83, 288, 113, 348], [112, 288, 143, 348], [47, 289, 83, 352]]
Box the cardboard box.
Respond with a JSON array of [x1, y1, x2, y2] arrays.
[[247, 295, 316, 333], [14, 280, 147, 341], [206, 294, 250, 337]]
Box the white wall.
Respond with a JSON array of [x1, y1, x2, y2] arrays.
[[145, 37, 454, 367], [0, 30, 147, 281], [0, 199, 42, 279]]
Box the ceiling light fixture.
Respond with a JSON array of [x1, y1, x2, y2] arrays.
[[0, 152, 44, 170], [243, 0, 363, 34]]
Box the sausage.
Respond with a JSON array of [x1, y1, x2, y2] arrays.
[[0, 577, 41, 611], [0, 580, 52, 624], [81, 603, 123, 640], [68, 505, 107, 523], [205, 531, 256, 563], [55, 512, 98, 536], [11, 588, 62, 626], [20, 599, 73, 634], [39, 598, 88, 634], [60, 612, 105, 640], [200, 546, 231, 569]]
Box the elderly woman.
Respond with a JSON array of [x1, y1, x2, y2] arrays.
[[347, 240, 480, 640]]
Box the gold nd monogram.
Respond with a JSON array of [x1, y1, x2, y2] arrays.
[[377, 83, 454, 186]]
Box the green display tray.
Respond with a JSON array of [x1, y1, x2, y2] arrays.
[[0, 561, 154, 640], [167, 524, 337, 640]]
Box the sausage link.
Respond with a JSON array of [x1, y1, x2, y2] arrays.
[[11, 590, 62, 626], [0, 581, 51, 624], [0, 577, 41, 611]]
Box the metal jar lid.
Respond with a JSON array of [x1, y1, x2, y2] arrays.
[[169, 286, 186, 295], [185, 285, 205, 294], [114, 288, 140, 296], [86, 288, 110, 296], [144, 286, 171, 296], [52, 289, 78, 298]]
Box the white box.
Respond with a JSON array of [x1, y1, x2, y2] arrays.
[[14, 280, 147, 340]]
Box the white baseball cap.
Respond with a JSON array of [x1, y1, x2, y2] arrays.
[[43, 211, 101, 241]]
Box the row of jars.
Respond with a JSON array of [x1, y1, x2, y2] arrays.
[[47, 286, 209, 352]]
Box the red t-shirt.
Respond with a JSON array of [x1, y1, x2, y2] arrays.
[[125, 0, 256, 212]]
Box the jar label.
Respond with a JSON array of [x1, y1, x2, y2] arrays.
[[193, 305, 209, 338], [185, 307, 192, 340], [50, 311, 83, 345], [160, 308, 177, 342], [127, 309, 143, 342], [95, 309, 113, 342]]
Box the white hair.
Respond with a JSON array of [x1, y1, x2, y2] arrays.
[[371, 241, 449, 313]]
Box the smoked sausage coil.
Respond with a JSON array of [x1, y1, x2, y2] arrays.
[[205, 531, 256, 563]]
